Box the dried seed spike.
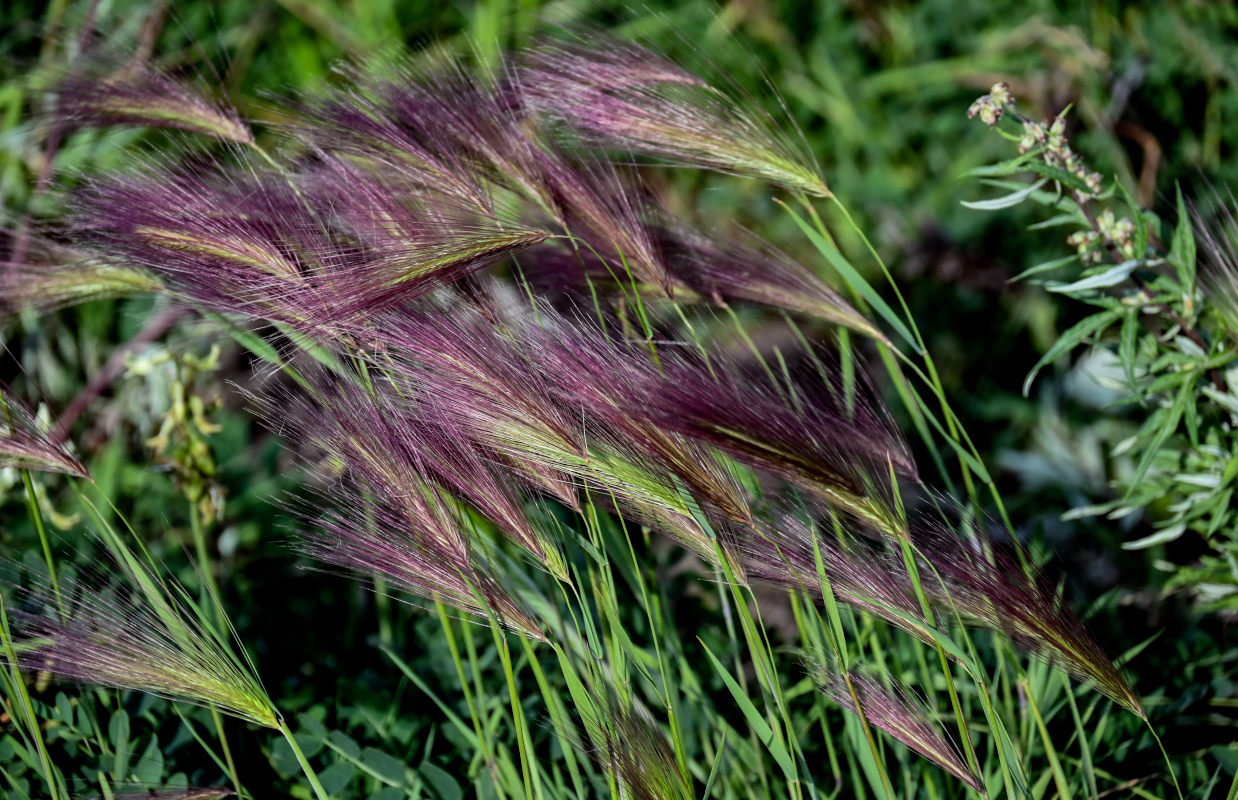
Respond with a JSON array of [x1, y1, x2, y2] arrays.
[[7, 557, 277, 728], [0, 390, 89, 479], [560, 675, 693, 800], [369, 305, 748, 569], [912, 517, 1142, 715], [256, 367, 563, 576], [1, 256, 163, 314], [299, 484, 543, 639], [821, 667, 983, 792], [655, 222, 886, 341], [51, 56, 253, 144], [85, 788, 233, 800], [523, 38, 828, 196]]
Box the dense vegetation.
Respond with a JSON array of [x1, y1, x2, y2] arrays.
[[1, 2, 1236, 799]]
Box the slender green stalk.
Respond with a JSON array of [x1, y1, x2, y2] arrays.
[[172, 706, 234, 784], [910, 542, 1025, 798], [188, 503, 224, 631], [518, 636, 587, 800], [1145, 718, 1184, 800], [1063, 685, 1098, 798], [799, 192, 1033, 574], [277, 719, 331, 800], [613, 505, 691, 784], [210, 706, 245, 799], [0, 596, 66, 800], [20, 471, 59, 602], [188, 495, 244, 798], [494, 630, 537, 800], [808, 538, 896, 800], [1024, 679, 1071, 800], [894, 538, 983, 790]]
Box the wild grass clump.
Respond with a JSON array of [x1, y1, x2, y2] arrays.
[[0, 16, 1188, 800]]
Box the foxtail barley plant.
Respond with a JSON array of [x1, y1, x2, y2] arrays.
[[1, 22, 1187, 800]]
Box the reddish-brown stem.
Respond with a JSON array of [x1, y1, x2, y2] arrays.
[[53, 306, 184, 443]]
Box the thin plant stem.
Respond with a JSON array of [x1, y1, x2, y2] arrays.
[[188, 503, 223, 631], [807, 536, 897, 800], [1144, 718, 1184, 800], [21, 470, 60, 606], [617, 513, 692, 784], [910, 543, 1025, 798], [435, 602, 503, 796], [210, 705, 245, 799], [493, 629, 537, 800], [0, 395, 62, 606], [0, 595, 67, 800], [1024, 679, 1072, 800], [895, 538, 983, 790], [518, 635, 587, 800], [800, 193, 1024, 553], [1063, 682, 1098, 798], [278, 718, 331, 800]]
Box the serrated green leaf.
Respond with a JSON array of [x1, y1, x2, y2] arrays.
[[1119, 310, 1140, 394], [1185, 383, 1201, 446], [1126, 376, 1196, 496], [961, 152, 1041, 179], [1027, 213, 1087, 231], [1024, 160, 1092, 194], [1145, 369, 1195, 396]]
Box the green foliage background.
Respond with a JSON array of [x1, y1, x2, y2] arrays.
[[1, 1, 1236, 798]]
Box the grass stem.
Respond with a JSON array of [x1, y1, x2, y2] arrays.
[[278, 718, 331, 800]]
